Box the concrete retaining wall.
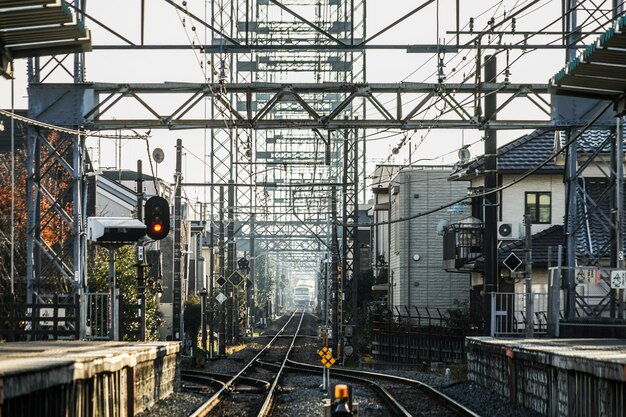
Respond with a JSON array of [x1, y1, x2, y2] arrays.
[[466, 337, 626, 417]]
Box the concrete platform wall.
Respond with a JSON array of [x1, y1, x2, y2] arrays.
[[467, 337, 626, 417], [0, 342, 180, 417]]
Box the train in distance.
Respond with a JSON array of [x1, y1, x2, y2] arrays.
[[293, 284, 314, 308]]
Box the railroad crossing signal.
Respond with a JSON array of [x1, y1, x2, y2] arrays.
[[228, 271, 244, 287], [318, 346, 335, 368]]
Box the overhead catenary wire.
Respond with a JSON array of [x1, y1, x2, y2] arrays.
[[377, 0, 551, 161], [114, 3, 616, 247], [381, 0, 607, 124], [345, 95, 619, 229], [0, 109, 148, 140]]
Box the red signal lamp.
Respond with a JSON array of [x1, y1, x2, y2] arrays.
[[144, 196, 170, 240]]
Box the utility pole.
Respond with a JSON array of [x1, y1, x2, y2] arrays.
[[483, 55, 498, 335], [615, 117, 624, 318], [218, 186, 226, 356], [564, 0, 579, 320], [524, 214, 533, 338], [173, 139, 183, 341], [330, 185, 339, 353], [136, 160, 146, 341], [227, 179, 236, 343], [208, 206, 215, 358]]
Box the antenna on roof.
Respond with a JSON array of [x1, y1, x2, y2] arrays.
[[458, 147, 471, 164]]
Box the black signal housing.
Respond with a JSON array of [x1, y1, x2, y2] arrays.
[[144, 196, 170, 240]]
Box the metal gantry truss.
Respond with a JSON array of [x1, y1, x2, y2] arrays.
[[21, 0, 626, 343], [30, 82, 552, 130], [24, 1, 88, 317]]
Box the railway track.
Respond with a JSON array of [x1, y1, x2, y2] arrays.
[[257, 359, 413, 416], [183, 312, 481, 416], [283, 359, 482, 417], [184, 311, 304, 417]]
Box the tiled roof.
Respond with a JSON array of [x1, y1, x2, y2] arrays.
[[453, 130, 563, 178], [471, 225, 565, 268], [453, 128, 625, 179], [574, 129, 626, 154], [499, 225, 565, 266]]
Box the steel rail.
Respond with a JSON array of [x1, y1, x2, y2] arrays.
[[182, 370, 270, 392], [256, 360, 411, 417], [188, 311, 300, 417], [285, 359, 482, 417], [190, 311, 304, 417], [181, 372, 226, 391], [256, 311, 305, 416]]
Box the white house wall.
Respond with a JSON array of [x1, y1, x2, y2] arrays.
[[578, 162, 626, 178], [500, 174, 565, 235]]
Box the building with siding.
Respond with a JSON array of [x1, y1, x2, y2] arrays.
[[388, 166, 471, 311], [369, 165, 401, 297]]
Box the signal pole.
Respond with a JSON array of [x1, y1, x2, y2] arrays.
[[227, 180, 235, 343], [330, 185, 339, 353], [136, 160, 146, 341], [208, 209, 215, 357], [483, 55, 498, 335], [173, 139, 183, 341]]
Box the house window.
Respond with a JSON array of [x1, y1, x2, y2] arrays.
[[525, 192, 551, 224]]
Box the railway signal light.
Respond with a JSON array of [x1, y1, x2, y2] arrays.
[[237, 257, 250, 273], [144, 196, 170, 240]]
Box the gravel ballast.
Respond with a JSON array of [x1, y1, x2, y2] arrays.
[[145, 313, 546, 417]]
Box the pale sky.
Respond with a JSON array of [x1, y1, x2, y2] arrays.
[[0, 0, 612, 207]]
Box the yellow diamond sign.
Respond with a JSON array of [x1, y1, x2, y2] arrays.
[[319, 346, 335, 368], [318, 346, 329, 357]]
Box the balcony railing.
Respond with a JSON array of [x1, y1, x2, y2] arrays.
[[443, 221, 483, 270]]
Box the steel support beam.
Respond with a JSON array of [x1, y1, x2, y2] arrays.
[[29, 82, 551, 130]]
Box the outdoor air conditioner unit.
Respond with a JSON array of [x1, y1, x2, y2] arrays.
[[497, 222, 521, 240]]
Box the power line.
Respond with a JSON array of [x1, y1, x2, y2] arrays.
[[345, 95, 618, 228], [0, 109, 147, 140]]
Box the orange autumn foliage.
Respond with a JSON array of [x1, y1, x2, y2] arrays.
[[0, 131, 75, 293]]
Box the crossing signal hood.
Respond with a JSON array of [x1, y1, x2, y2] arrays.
[[145, 196, 170, 240], [331, 384, 353, 417]]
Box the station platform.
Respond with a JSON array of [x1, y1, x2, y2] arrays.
[[0, 341, 180, 417], [466, 337, 626, 417]]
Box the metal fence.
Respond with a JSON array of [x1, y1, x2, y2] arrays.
[[85, 292, 109, 340], [370, 306, 480, 364], [549, 265, 619, 320], [490, 292, 549, 337], [0, 294, 80, 341]]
